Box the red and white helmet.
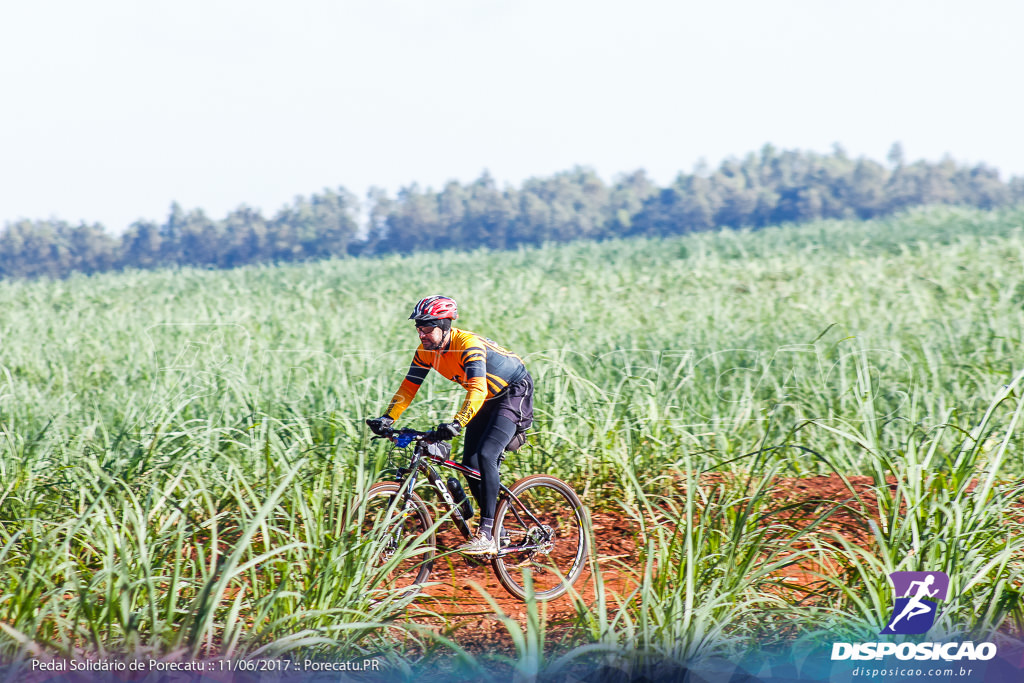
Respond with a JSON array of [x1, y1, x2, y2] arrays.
[[409, 295, 458, 323]]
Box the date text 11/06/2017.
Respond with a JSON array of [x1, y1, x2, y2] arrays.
[[30, 659, 382, 673]]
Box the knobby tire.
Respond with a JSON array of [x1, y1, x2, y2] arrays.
[[363, 481, 436, 595], [491, 474, 589, 601]]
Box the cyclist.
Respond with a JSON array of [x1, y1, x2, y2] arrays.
[[366, 295, 534, 556]]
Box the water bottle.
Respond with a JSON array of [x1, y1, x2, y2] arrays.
[[446, 476, 474, 520]]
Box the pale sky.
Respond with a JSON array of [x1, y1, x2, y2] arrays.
[[2, 0, 1022, 232]]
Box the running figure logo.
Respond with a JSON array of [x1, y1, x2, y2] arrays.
[[881, 571, 950, 635]]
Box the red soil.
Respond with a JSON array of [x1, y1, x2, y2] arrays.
[[397, 474, 891, 655]]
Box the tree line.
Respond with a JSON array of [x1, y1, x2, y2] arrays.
[[3, 144, 1023, 279]]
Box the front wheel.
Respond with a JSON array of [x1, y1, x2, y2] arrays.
[[361, 482, 436, 596], [492, 474, 589, 601]]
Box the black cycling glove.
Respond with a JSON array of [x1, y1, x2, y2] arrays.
[[366, 416, 395, 436], [435, 421, 461, 440]]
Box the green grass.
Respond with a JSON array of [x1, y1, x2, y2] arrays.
[[1, 205, 1023, 670]]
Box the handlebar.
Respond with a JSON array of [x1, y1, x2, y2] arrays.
[[371, 426, 448, 448]]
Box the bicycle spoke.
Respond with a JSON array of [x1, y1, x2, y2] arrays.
[[361, 482, 435, 595], [492, 475, 588, 600]]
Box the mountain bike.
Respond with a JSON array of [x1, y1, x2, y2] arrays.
[[361, 427, 589, 601]]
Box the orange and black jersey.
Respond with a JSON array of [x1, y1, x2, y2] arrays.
[[385, 328, 528, 427]]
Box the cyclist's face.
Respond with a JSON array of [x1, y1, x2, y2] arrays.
[[417, 324, 445, 350]]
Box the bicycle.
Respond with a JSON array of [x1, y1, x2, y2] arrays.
[[361, 427, 589, 601]]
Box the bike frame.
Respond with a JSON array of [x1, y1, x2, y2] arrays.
[[377, 429, 548, 555]]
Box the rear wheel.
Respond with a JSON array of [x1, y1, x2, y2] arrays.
[[492, 474, 588, 600], [361, 482, 436, 595]]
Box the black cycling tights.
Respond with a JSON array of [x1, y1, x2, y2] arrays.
[[461, 410, 518, 520]]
